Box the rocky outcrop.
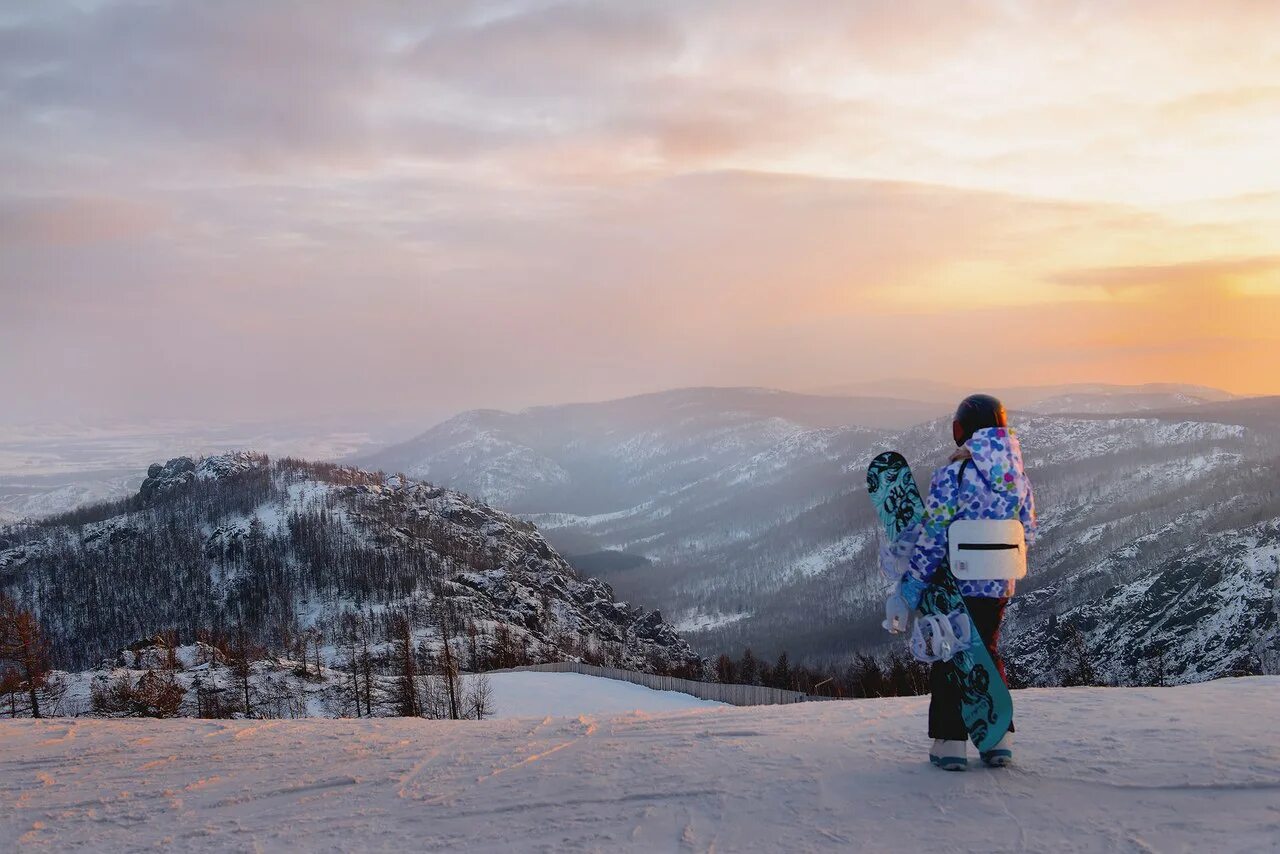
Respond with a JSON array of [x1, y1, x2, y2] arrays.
[[138, 452, 266, 503]]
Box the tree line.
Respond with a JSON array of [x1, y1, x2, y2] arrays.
[[713, 647, 931, 698]]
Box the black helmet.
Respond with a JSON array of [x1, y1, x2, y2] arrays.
[[953, 393, 1007, 446]]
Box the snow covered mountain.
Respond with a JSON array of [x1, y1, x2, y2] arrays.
[[1008, 522, 1280, 685], [354, 387, 1280, 683], [1003, 382, 1235, 414], [811, 380, 1235, 412], [0, 453, 703, 677], [355, 387, 937, 510]]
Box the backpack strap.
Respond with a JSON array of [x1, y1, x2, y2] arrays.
[[941, 458, 974, 586]]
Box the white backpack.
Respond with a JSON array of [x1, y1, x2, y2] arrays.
[[948, 519, 1027, 581]]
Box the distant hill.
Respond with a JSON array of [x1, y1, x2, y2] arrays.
[[811, 380, 1236, 413], [1015, 383, 1237, 414], [355, 387, 938, 512]]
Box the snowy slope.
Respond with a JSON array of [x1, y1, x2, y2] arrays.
[[555, 407, 1270, 669], [52, 667, 723, 721], [1008, 521, 1280, 685], [482, 671, 724, 718], [1, 678, 1276, 852]]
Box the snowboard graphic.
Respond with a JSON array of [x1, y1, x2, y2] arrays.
[[866, 451, 1013, 753]]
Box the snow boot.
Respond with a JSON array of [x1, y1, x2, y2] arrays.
[[930, 739, 968, 771], [980, 732, 1013, 767]]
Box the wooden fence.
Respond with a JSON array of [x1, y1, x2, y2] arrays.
[[486, 661, 821, 706]]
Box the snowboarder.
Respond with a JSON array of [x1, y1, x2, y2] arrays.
[[882, 394, 1036, 770]]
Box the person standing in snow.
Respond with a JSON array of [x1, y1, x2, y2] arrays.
[[883, 394, 1036, 770]]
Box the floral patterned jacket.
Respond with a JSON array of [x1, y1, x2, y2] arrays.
[[900, 426, 1037, 607]]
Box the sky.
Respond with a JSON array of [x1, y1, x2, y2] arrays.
[[3, 0, 1279, 426]]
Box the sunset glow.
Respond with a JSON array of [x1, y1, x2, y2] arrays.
[[3, 1, 1279, 422]]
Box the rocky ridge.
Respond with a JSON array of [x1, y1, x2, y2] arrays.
[[0, 453, 705, 677]]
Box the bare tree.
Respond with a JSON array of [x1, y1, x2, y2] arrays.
[[433, 589, 461, 720], [390, 613, 421, 717], [339, 612, 366, 716], [310, 627, 324, 678], [358, 611, 376, 717], [466, 619, 480, 671], [0, 594, 52, 718], [1, 666, 21, 717], [466, 673, 493, 720], [227, 613, 264, 717]]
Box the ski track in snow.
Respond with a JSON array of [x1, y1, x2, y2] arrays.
[[1, 678, 1278, 852]]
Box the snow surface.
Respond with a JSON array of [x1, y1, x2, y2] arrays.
[[482, 672, 724, 719], [2, 677, 1277, 852], [672, 610, 752, 633], [789, 532, 871, 579]]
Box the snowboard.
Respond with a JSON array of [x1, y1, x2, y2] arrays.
[[865, 451, 1013, 753]]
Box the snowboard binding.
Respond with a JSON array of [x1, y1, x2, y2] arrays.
[[882, 589, 910, 634], [909, 609, 972, 663]]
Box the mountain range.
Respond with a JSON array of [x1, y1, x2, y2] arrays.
[[353, 384, 1280, 684], [3, 381, 1276, 687]]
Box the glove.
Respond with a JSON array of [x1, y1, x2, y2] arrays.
[[882, 589, 910, 634]]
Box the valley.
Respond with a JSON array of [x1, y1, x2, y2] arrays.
[[353, 385, 1280, 682]]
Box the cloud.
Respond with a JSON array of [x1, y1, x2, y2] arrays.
[[1048, 256, 1280, 296], [0, 0, 407, 170], [1158, 86, 1280, 123], [3, 0, 1280, 422], [9, 166, 1272, 423], [0, 197, 171, 247], [404, 1, 682, 96]]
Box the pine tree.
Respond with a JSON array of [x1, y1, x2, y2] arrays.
[[739, 648, 759, 685], [714, 653, 736, 684], [1058, 623, 1097, 687], [772, 652, 792, 690], [851, 654, 884, 698]]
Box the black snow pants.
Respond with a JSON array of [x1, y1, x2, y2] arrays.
[[928, 596, 1013, 741]]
